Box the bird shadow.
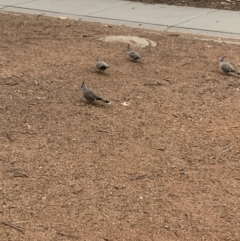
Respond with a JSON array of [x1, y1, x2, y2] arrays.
[[89, 67, 110, 75], [81, 99, 110, 108], [214, 70, 240, 79], [95, 71, 110, 76], [127, 58, 144, 64]]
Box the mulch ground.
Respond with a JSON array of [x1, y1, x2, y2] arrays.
[[0, 11, 240, 241], [130, 0, 240, 11]]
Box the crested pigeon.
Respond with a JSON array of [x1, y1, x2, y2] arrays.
[[96, 59, 109, 73], [81, 81, 110, 104], [220, 57, 240, 75], [127, 44, 142, 61]]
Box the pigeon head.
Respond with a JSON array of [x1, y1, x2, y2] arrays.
[[220, 56, 226, 62], [81, 81, 85, 88]]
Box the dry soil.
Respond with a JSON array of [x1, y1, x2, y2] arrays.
[[0, 11, 240, 241]]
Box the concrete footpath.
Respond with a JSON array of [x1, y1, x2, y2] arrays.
[[0, 0, 240, 39]]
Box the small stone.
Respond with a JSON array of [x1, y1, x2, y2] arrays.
[[121, 102, 130, 106], [6, 133, 15, 141], [59, 16, 68, 20]]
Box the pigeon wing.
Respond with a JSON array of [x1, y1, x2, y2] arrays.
[[96, 61, 109, 71], [129, 50, 141, 60], [221, 62, 236, 73]]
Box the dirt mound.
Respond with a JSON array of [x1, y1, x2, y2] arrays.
[[100, 35, 157, 48]]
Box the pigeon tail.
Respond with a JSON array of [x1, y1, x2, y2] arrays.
[[97, 97, 110, 104]]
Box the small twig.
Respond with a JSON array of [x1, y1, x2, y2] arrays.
[[113, 139, 125, 141], [162, 77, 172, 82], [174, 231, 179, 237], [222, 147, 233, 153], [1, 221, 24, 233], [0, 81, 19, 86], [13, 171, 29, 178], [130, 174, 147, 181], [168, 193, 180, 198], [138, 210, 144, 214], [15, 221, 29, 224], [206, 130, 213, 132], [10, 74, 22, 78], [229, 126, 239, 129], [56, 231, 78, 239], [144, 82, 163, 86], [97, 129, 109, 133], [181, 62, 190, 67], [72, 188, 83, 194]]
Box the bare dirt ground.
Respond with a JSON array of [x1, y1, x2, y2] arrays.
[[0, 12, 240, 241], [130, 0, 240, 11]]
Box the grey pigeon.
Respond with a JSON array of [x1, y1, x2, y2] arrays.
[[220, 57, 240, 75], [127, 44, 142, 61], [81, 81, 110, 104], [96, 59, 109, 73]]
